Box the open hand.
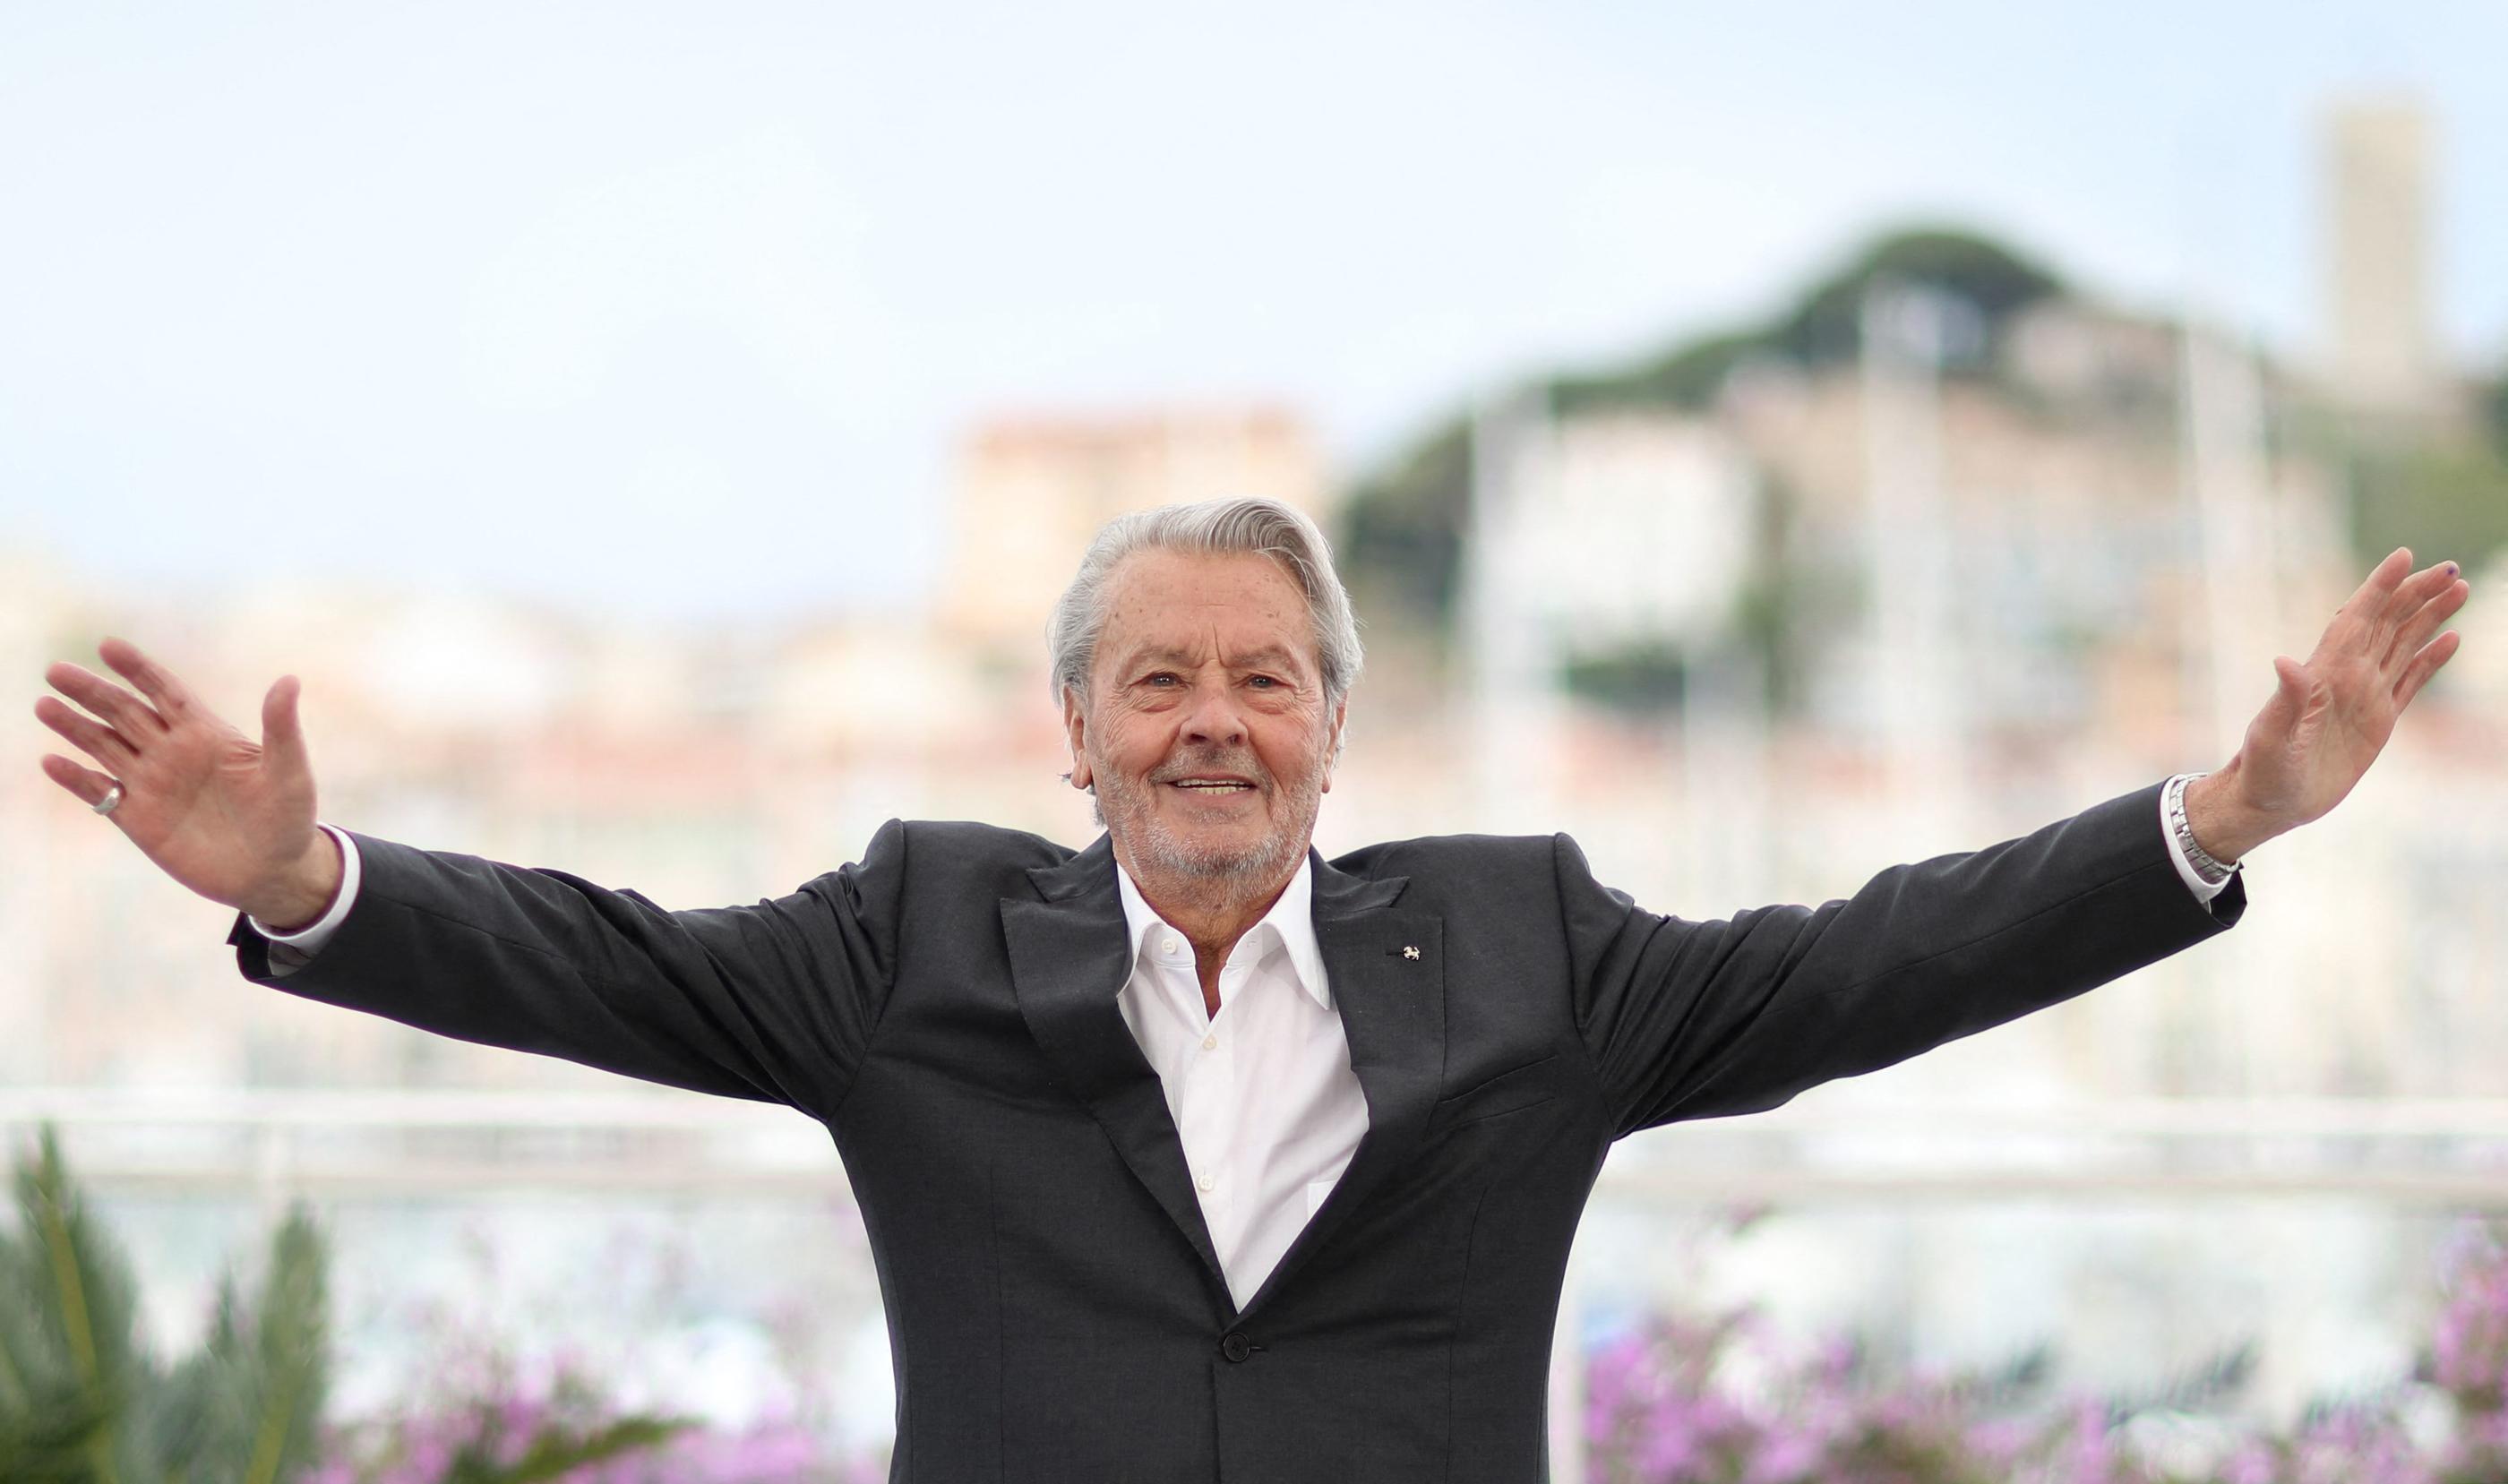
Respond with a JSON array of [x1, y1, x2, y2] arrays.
[[36, 638, 336, 924], [2197, 548, 2468, 857]]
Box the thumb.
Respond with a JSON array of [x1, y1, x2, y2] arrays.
[[261, 675, 308, 773], [2267, 655, 2325, 727]]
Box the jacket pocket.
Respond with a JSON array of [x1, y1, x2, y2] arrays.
[[1425, 1052, 1561, 1133]]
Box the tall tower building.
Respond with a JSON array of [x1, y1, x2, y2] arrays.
[[2324, 99, 2436, 410]]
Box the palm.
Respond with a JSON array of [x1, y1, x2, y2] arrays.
[[121, 718, 313, 900], [2229, 549, 2468, 831], [35, 638, 321, 913]]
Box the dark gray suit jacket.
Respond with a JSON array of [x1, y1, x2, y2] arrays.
[[228, 777, 2242, 1481]]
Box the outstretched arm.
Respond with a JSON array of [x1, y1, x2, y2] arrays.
[[39, 638, 900, 1111], [2186, 548, 2468, 862], [1576, 550, 2468, 1137], [1570, 779, 2239, 1137], [225, 823, 905, 1112]]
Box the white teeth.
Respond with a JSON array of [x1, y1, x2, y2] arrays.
[[1173, 781, 1250, 790]]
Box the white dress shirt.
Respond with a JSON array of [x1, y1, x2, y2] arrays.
[[1113, 854, 1367, 1310], [250, 779, 2236, 1307]]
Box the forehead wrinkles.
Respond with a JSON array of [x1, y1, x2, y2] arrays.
[[1095, 553, 1317, 677], [1120, 630, 1308, 670]]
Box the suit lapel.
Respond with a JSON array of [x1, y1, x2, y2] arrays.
[[1233, 856, 1442, 1322], [1001, 836, 1228, 1296], [1001, 838, 1448, 1324]]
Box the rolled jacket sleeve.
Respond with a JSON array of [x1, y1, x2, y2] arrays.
[[227, 819, 911, 1116], [1568, 778, 2245, 1139]]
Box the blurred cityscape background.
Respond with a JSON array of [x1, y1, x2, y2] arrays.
[[6, 4, 2508, 1477]]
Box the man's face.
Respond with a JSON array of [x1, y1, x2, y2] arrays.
[[1063, 548, 1345, 891]]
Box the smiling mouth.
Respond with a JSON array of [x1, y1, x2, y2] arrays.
[[1167, 780, 1256, 793]]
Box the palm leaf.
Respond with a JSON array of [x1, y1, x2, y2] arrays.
[[0, 1379, 117, 1481], [0, 1245, 70, 1414], [7, 1124, 150, 1483], [142, 1277, 244, 1479], [142, 1205, 332, 1484], [236, 1207, 330, 1484], [443, 1412, 699, 1483]]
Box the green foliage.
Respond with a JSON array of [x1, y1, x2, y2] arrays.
[[0, 1123, 329, 1484], [440, 1416, 690, 1483], [1561, 640, 1688, 715], [1338, 418, 1472, 631], [1767, 225, 2064, 368], [163, 1207, 332, 1484], [1553, 226, 2067, 416], [2, 1124, 154, 1482], [2343, 435, 2508, 580], [0, 1124, 719, 1483], [1551, 329, 1768, 416]]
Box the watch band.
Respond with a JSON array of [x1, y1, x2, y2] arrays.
[[2168, 772, 2238, 885]]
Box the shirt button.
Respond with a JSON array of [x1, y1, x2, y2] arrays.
[[1201, 1034, 1217, 1051], [1219, 1332, 1253, 1363], [1161, 938, 1180, 957], [1196, 1171, 1215, 1193]]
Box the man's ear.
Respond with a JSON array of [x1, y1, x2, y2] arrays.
[[1320, 697, 1348, 793], [1061, 687, 1093, 792]]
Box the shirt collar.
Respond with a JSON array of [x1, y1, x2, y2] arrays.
[[1113, 853, 1331, 1013]]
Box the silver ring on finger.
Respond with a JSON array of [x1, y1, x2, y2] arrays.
[[93, 781, 124, 816]]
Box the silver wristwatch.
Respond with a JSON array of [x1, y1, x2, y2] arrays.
[[2167, 772, 2238, 885]]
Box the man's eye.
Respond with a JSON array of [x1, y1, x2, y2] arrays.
[[1145, 673, 1178, 688], [1247, 675, 1277, 689]]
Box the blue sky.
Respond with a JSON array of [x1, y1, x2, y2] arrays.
[[4, 0, 2501, 625]]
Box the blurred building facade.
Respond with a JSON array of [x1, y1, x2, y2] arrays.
[[935, 405, 1333, 674]]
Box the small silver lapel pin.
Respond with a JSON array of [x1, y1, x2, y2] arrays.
[[1402, 945, 1421, 961]]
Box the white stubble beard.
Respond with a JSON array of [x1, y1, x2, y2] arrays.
[[1092, 747, 1324, 898]]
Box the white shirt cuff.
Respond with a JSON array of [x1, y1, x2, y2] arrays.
[[247, 823, 361, 953], [2160, 775, 2231, 905]]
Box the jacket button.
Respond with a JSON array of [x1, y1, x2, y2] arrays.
[[1219, 1332, 1252, 1363]]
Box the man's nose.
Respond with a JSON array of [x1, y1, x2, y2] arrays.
[[1179, 680, 1248, 745]]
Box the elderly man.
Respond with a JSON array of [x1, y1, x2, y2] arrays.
[[34, 497, 2469, 1481]]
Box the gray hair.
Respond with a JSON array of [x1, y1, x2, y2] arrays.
[[1048, 496, 1363, 712]]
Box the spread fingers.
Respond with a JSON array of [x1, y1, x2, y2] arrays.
[[97, 637, 202, 723], [34, 694, 139, 771], [44, 659, 167, 740], [2394, 629, 2464, 710], [2384, 573, 2471, 670]]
